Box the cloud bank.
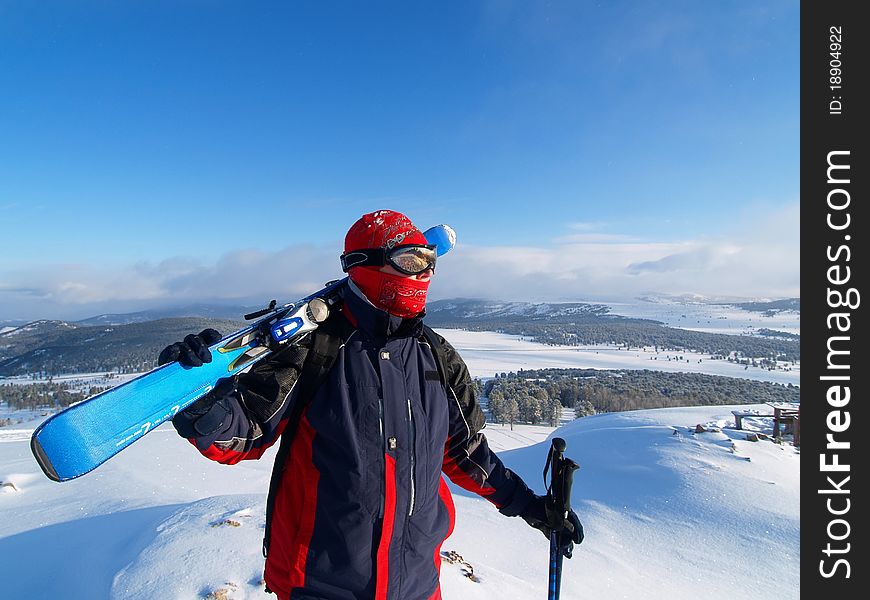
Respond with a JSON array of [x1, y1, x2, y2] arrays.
[[439, 203, 799, 302], [1, 204, 799, 321]]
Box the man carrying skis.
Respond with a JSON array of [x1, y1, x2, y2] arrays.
[[161, 209, 583, 600]]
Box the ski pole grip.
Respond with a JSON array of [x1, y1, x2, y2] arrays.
[[548, 437, 579, 518], [548, 438, 566, 518]]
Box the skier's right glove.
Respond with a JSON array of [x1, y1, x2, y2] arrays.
[[171, 376, 236, 437], [158, 329, 223, 367], [519, 494, 584, 558]]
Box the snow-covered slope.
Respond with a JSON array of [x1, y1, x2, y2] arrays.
[[0, 403, 798, 599]]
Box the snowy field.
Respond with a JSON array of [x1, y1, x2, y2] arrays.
[[604, 299, 800, 336], [0, 405, 798, 600], [437, 329, 800, 386], [0, 329, 799, 599]]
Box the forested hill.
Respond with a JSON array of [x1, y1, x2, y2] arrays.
[[0, 317, 245, 376], [425, 299, 799, 361], [723, 298, 800, 315]]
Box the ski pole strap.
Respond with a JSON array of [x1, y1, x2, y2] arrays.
[[543, 437, 566, 495], [543, 444, 554, 495], [545, 438, 567, 523]]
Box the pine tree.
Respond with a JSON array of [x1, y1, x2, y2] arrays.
[[544, 396, 563, 427], [505, 398, 519, 431]]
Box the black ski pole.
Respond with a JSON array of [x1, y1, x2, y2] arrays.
[[544, 437, 579, 600]]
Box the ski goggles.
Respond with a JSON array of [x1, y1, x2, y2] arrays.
[[340, 244, 437, 275]]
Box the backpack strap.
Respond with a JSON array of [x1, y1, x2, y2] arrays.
[[421, 324, 450, 390], [421, 324, 486, 437], [263, 311, 354, 557]]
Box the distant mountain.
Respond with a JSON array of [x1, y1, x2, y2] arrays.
[[636, 293, 717, 304], [0, 319, 78, 337], [426, 298, 612, 322], [636, 294, 801, 313], [0, 295, 802, 377], [74, 304, 255, 326], [1, 319, 29, 333], [0, 320, 81, 362], [725, 298, 800, 314]]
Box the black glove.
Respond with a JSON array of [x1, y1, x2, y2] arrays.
[[158, 329, 223, 367], [520, 494, 584, 558], [171, 377, 235, 437]]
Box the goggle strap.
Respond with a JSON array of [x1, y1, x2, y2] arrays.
[[340, 249, 386, 272]]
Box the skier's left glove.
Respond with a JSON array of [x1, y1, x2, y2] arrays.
[[519, 494, 584, 558]]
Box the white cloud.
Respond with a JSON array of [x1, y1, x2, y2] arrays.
[[0, 246, 340, 320], [553, 232, 641, 244], [0, 203, 799, 320], [430, 203, 799, 302]]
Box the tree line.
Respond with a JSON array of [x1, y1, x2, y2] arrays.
[[481, 368, 799, 426], [0, 381, 113, 411], [486, 378, 565, 428]]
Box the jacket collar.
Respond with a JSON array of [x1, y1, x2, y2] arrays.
[[343, 279, 424, 342]]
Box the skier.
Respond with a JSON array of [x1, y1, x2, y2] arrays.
[[160, 210, 583, 600]]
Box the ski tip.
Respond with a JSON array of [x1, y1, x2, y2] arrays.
[[30, 435, 63, 482]]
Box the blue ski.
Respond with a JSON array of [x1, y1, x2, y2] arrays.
[[31, 224, 456, 482]]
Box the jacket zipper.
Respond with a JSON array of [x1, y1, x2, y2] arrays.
[[407, 398, 416, 517], [378, 396, 386, 519]]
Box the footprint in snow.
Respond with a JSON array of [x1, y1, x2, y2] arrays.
[[441, 550, 481, 583], [210, 519, 242, 528], [204, 581, 239, 599]]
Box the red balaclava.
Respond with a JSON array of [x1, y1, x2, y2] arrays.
[[344, 210, 431, 318]]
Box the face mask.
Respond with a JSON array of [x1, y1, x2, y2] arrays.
[[349, 266, 429, 318]]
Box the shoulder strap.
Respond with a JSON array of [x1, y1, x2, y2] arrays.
[[421, 324, 450, 390], [297, 314, 351, 403], [263, 311, 353, 557], [422, 324, 486, 438]]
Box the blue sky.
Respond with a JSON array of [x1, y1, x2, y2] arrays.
[[0, 1, 799, 320]]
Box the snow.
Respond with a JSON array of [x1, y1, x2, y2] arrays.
[[445, 407, 799, 600], [0, 407, 798, 599], [0, 331, 799, 599], [437, 328, 800, 386], [605, 299, 800, 336]]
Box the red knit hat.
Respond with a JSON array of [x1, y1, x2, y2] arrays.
[[343, 210, 431, 318], [344, 210, 429, 254]]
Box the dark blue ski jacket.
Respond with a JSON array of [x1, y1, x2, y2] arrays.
[[173, 284, 535, 600]]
